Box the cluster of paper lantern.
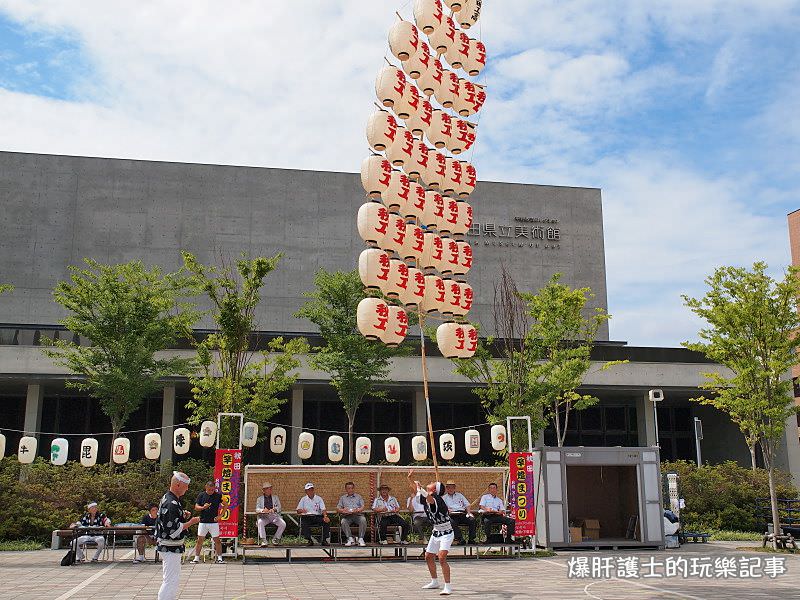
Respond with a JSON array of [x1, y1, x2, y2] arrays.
[[0, 420, 262, 466], [291, 423, 506, 462], [357, 0, 487, 358]]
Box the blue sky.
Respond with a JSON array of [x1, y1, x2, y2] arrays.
[[0, 0, 798, 346]]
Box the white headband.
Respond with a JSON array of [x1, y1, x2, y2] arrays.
[[173, 471, 191, 484], [86, 502, 98, 509]]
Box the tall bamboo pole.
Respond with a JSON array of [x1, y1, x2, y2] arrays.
[[419, 313, 440, 482]]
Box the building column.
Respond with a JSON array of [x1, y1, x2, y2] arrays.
[[24, 382, 44, 445], [290, 386, 304, 465], [636, 392, 658, 448], [160, 384, 176, 465], [412, 389, 426, 435], [776, 412, 800, 488]]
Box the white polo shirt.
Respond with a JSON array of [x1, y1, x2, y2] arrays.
[[296, 494, 326, 515], [479, 493, 505, 512], [407, 495, 425, 515], [443, 491, 470, 512]]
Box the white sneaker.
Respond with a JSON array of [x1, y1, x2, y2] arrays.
[[345, 538, 354, 547], [422, 580, 440, 589], [440, 584, 452, 595], [380, 540, 388, 545], [191, 556, 200, 564], [216, 557, 223, 564], [358, 538, 366, 547], [133, 556, 145, 563]]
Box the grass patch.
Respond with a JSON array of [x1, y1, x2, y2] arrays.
[[525, 549, 557, 558], [0, 539, 46, 551], [708, 530, 762, 541], [735, 546, 798, 554]]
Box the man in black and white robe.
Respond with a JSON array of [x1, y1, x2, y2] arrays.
[[156, 471, 200, 600], [408, 470, 454, 596]]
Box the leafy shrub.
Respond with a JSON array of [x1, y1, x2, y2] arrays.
[[0, 458, 212, 542], [662, 460, 798, 532]]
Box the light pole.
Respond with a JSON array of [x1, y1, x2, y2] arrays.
[[693, 417, 703, 466], [648, 389, 664, 448]]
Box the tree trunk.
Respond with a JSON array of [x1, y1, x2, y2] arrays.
[[749, 443, 757, 471], [348, 413, 355, 466], [767, 463, 781, 551]]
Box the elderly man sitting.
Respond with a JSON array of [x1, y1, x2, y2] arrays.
[[337, 481, 367, 546], [71, 501, 111, 562], [256, 482, 286, 546]]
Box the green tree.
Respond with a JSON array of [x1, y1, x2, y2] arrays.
[[43, 260, 200, 453], [682, 262, 800, 548], [455, 271, 618, 448], [296, 269, 406, 464], [182, 252, 308, 447], [0, 284, 12, 294]]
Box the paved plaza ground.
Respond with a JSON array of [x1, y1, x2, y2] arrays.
[[0, 541, 797, 599]]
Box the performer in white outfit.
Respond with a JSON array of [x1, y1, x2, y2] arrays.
[[256, 482, 286, 546], [407, 470, 454, 596], [71, 502, 111, 562], [156, 472, 200, 600]]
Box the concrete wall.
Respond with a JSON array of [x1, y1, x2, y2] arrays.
[[0, 151, 609, 339]]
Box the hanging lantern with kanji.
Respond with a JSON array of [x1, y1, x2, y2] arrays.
[[442, 196, 461, 234], [386, 258, 410, 301], [406, 266, 426, 309], [174, 427, 191, 455], [403, 138, 427, 181], [403, 40, 432, 80], [452, 281, 472, 318], [375, 65, 407, 109], [443, 159, 463, 196], [425, 149, 447, 189], [393, 79, 421, 121], [357, 297, 390, 340], [444, 30, 471, 71], [422, 190, 444, 229], [423, 274, 447, 313], [112, 437, 130, 465], [381, 214, 408, 255], [361, 155, 393, 198], [144, 432, 161, 460], [463, 38, 486, 76], [388, 19, 420, 62], [358, 201, 390, 247], [199, 420, 217, 448], [386, 126, 416, 167], [451, 118, 475, 155], [401, 223, 425, 265], [458, 0, 482, 29], [456, 240, 473, 275], [404, 182, 427, 224], [417, 55, 444, 97], [414, 0, 444, 34], [434, 70, 460, 109], [381, 171, 411, 214], [436, 322, 463, 358], [427, 109, 452, 149], [80, 437, 98, 467], [452, 200, 473, 237], [439, 432, 456, 460], [461, 323, 478, 357], [405, 98, 433, 139], [427, 15, 456, 55], [366, 110, 399, 152], [359, 248, 392, 292], [459, 161, 477, 197]]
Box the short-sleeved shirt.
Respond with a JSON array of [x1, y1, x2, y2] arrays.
[[196, 491, 222, 523], [479, 493, 505, 512], [297, 494, 326, 515], [372, 495, 400, 512], [407, 496, 425, 515], [443, 492, 470, 512], [141, 513, 157, 527], [156, 491, 188, 553], [418, 493, 451, 531], [337, 493, 364, 511]]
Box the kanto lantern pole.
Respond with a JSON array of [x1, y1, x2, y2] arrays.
[[418, 314, 440, 481]]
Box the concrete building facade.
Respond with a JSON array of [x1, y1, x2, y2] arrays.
[[0, 151, 798, 485]]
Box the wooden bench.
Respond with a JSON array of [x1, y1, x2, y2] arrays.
[[678, 532, 709, 543]]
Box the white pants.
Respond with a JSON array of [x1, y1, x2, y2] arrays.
[[158, 552, 182, 600], [426, 530, 454, 554], [197, 523, 220, 538], [257, 513, 287, 540], [75, 535, 104, 561]]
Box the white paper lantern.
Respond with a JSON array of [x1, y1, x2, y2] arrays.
[[456, 240, 473, 275], [384, 436, 402, 463], [420, 274, 446, 313], [270, 427, 287, 454], [439, 432, 456, 461], [328, 435, 344, 463], [452, 200, 473, 236], [80, 437, 99, 467], [359, 248, 392, 292], [491, 424, 507, 451], [402, 223, 426, 265], [394, 81, 421, 121], [385, 305, 410, 347], [358, 201, 391, 247], [50, 437, 68, 466], [427, 109, 452, 149], [414, 0, 444, 34], [464, 38, 487, 76], [417, 55, 444, 97], [425, 149, 447, 190], [357, 297, 391, 340], [411, 435, 428, 461], [199, 420, 217, 448], [382, 214, 408, 255], [444, 237, 462, 276], [404, 141, 427, 181], [428, 15, 456, 54], [404, 182, 426, 223], [461, 323, 478, 357], [173, 427, 191, 455], [444, 0, 464, 11], [443, 158, 463, 195], [111, 437, 130, 464], [144, 432, 161, 460], [0, 433, 6, 460], [419, 232, 442, 271], [17, 436, 37, 464], [386, 258, 410, 300], [361, 155, 393, 198], [355, 436, 372, 464], [459, 0, 481, 29], [434, 70, 460, 109], [386, 126, 416, 167], [443, 278, 462, 316], [465, 429, 480, 455], [366, 110, 399, 152], [242, 422, 258, 447], [460, 161, 477, 197], [406, 99, 433, 140], [455, 282, 474, 318], [451, 119, 474, 155], [403, 40, 432, 80], [389, 20, 420, 62], [454, 160, 473, 198], [439, 196, 459, 235], [381, 170, 412, 214], [422, 190, 445, 229], [453, 78, 476, 117], [437, 322, 464, 358], [444, 31, 470, 70], [376, 65, 407, 108], [406, 266, 426, 309], [298, 432, 314, 460]]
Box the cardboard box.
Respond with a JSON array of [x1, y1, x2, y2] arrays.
[[575, 518, 601, 540], [569, 527, 583, 543]]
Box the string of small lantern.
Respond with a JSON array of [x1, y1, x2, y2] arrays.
[[0, 419, 508, 466]]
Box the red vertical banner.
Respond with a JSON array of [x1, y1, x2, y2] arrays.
[[214, 449, 242, 538], [509, 452, 535, 536]]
